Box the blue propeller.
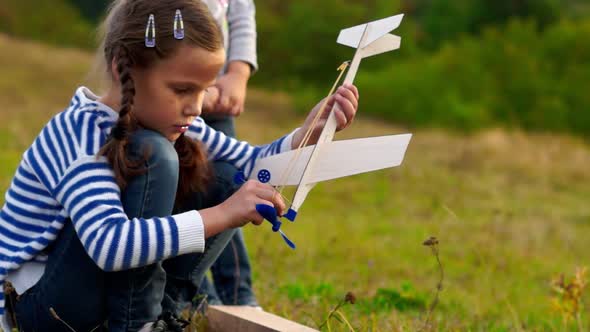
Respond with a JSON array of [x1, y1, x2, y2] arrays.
[[255, 204, 296, 249], [234, 171, 296, 249]]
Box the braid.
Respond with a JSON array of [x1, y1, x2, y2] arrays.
[[99, 44, 144, 189], [113, 45, 136, 140], [174, 134, 211, 207]]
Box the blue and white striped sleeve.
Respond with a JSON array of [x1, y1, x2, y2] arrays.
[[21, 113, 206, 272], [49, 156, 206, 271], [186, 117, 295, 176]]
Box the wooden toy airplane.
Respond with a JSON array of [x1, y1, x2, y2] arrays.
[[239, 14, 412, 248]]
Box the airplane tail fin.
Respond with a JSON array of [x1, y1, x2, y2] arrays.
[[337, 14, 404, 49]]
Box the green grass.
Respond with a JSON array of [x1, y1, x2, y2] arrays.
[[1, 34, 590, 331]]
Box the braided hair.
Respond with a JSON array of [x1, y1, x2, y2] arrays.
[[98, 0, 222, 202], [99, 45, 143, 189]]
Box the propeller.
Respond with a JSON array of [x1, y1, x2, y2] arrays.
[[234, 171, 296, 249], [255, 204, 296, 249]]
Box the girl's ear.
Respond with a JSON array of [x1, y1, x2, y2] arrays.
[[110, 57, 120, 82]]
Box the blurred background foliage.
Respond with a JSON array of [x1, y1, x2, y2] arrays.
[[1, 0, 589, 135]]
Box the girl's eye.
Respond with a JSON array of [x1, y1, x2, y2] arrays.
[[173, 87, 194, 95]]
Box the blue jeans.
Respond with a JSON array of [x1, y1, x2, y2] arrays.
[[199, 229, 257, 305], [200, 116, 258, 306], [14, 129, 237, 332]]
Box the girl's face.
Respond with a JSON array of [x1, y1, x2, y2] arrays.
[[132, 45, 225, 141]]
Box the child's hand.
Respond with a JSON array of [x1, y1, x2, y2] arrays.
[[214, 70, 248, 117], [218, 180, 286, 229], [202, 61, 250, 117], [202, 86, 220, 114], [292, 84, 359, 148]]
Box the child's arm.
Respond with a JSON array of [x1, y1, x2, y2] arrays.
[[188, 84, 359, 175], [226, 0, 258, 74], [49, 156, 208, 271], [11, 111, 280, 273], [46, 155, 281, 271], [186, 116, 295, 176], [204, 0, 257, 117]]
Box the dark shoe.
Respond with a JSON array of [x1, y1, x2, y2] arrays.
[[148, 312, 190, 332]]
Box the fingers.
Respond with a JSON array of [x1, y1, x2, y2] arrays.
[[333, 102, 349, 130], [268, 189, 286, 216], [230, 104, 240, 117], [253, 183, 285, 216], [343, 83, 359, 101], [333, 84, 359, 130], [334, 94, 355, 130], [202, 87, 220, 112], [250, 214, 264, 226], [215, 94, 245, 116], [216, 95, 232, 114], [323, 95, 335, 112], [229, 98, 244, 117], [207, 86, 220, 99], [207, 87, 220, 106], [213, 81, 232, 114], [241, 181, 286, 226], [301, 84, 360, 146], [338, 84, 359, 110]]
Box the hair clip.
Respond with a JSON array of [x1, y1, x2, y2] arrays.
[[174, 9, 185, 40], [145, 14, 156, 48]]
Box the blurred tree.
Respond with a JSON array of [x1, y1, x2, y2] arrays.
[[356, 18, 590, 136], [0, 0, 588, 135], [407, 0, 561, 49], [67, 0, 110, 22], [254, 0, 406, 89]]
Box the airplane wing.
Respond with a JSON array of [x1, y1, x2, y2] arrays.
[[248, 134, 412, 186]]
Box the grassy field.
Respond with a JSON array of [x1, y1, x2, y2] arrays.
[[1, 34, 589, 331]]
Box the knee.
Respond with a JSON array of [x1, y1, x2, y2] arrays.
[[210, 161, 240, 200], [212, 161, 239, 184], [129, 129, 179, 181]]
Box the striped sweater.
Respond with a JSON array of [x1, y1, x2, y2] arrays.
[[0, 87, 293, 320]]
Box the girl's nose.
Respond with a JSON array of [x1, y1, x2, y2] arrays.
[[183, 91, 205, 117], [183, 101, 201, 117]]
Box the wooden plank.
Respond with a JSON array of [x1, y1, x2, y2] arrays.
[[206, 305, 318, 332]]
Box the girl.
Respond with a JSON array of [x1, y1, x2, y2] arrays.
[[0, 0, 359, 331]]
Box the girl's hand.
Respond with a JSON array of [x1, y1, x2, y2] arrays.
[[292, 84, 359, 148], [218, 180, 286, 229]]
